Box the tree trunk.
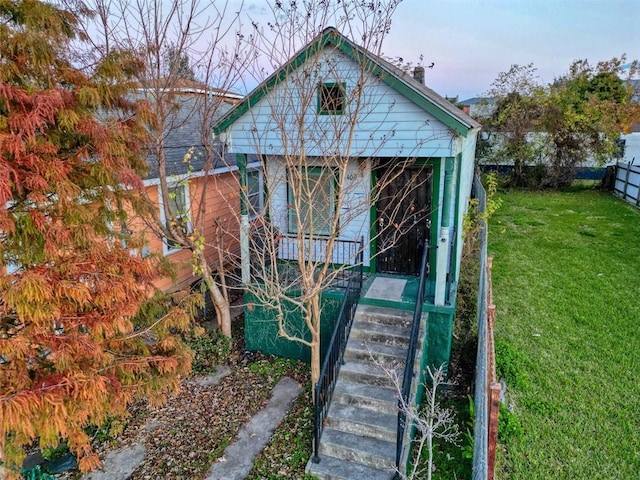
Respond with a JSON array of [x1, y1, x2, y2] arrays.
[[309, 294, 322, 399], [196, 250, 232, 338]]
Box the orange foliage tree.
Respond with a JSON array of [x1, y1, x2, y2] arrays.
[[0, 1, 197, 475]]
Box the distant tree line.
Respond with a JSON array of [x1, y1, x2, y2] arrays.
[[479, 58, 640, 188]]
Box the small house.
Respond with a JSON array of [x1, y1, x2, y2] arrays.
[[213, 27, 480, 478], [133, 82, 245, 293]]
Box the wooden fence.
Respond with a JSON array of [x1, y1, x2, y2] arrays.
[[472, 174, 501, 480], [614, 161, 640, 207]]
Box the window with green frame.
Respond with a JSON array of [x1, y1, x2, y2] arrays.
[[287, 167, 336, 236], [317, 82, 346, 115], [246, 169, 264, 219]]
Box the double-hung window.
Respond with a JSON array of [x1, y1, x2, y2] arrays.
[[288, 167, 336, 236]]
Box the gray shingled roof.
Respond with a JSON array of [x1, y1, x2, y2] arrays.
[[458, 97, 497, 106], [144, 95, 240, 179], [371, 53, 482, 130]]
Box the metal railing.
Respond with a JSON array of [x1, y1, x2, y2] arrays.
[[472, 172, 489, 479], [277, 234, 362, 285], [250, 229, 363, 284], [394, 239, 431, 479], [311, 242, 363, 463]]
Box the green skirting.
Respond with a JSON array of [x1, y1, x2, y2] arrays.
[[244, 290, 344, 362]]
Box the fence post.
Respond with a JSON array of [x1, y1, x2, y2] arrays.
[[486, 255, 499, 480], [634, 165, 640, 208], [624, 162, 631, 202], [488, 382, 502, 480]]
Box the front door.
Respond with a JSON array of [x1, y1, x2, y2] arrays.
[[376, 165, 433, 275]]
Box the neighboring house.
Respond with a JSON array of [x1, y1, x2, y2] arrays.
[[133, 82, 249, 292], [213, 27, 480, 477], [458, 96, 497, 119], [614, 122, 640, 206], [620, 122, 640, 165]]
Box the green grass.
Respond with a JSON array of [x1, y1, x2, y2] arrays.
[[489, 187, 640, 479]]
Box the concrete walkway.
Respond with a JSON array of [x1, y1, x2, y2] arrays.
[[205, 376, 302, 480]]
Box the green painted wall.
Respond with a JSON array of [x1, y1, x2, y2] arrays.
[[244, 290, 343, 362], [425, 310, 454, 371], [414, 303, 456, 405]]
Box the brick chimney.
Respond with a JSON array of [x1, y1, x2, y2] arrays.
[[413, 66, 425, 85]]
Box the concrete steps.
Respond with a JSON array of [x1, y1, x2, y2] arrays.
[[307, 305, 421, 480]]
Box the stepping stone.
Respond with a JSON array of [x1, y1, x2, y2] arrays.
[[205, 377, 302, 480], [83, 444, 146, 480], [195, 365, 232, 386]]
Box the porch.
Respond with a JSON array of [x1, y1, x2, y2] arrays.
[[360, 274, 425, 310], [243, 235, 455, 478]]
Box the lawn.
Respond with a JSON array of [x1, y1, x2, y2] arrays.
[[489, 186, 640, 480]]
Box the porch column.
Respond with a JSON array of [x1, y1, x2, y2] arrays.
[[238, 153, 250, 285], [435, 157, 455, 305]]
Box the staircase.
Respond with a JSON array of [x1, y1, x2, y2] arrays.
[[307, 304, 421, 480]]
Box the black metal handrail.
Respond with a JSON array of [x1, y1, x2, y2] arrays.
[[394, 239, 431, 479], [311, 240, 363, 463]]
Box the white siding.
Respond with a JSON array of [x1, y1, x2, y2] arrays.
[[266, 156, 371, 266], [225, 48, 455, 159], [622, 132, 640, 164]]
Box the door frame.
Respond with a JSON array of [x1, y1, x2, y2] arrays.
[[369, 157, 441, 277]]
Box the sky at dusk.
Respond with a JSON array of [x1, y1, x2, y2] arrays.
[[384, 0, 640, 101], [236, 0, 640, 102]]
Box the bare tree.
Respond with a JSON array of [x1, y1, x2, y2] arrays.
[[383, 364, 460, 480], [77, 0, 258, 337], [231, 0, 452, 390]]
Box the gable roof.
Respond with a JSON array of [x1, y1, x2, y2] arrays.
[[213, 27, 480, 138]]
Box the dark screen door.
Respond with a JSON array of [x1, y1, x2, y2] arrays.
[[376, 165, 432, 275]]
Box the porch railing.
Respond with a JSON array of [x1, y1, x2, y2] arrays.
[[250, 230, 363, 283], [277, 234, 362, 285], [311, 241, 363, 463], [394, 239, 432, 479]]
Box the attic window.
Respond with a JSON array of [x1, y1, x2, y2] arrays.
[[318, 82, 345, 115]]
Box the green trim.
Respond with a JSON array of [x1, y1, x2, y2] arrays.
[[317, 82, 346, 115], [357, 295, 455, 315], [428, 159, 441, 293], [213, 29, 335, 135], [262, 158, 271, 222], [238, 153, 248, 216], [369, 167, 378, 273], [370, 159, 438, 281], [373, 72, 470, 136], [441, 157, 455, 228], [212, 27, 473, 137], [450, 153, 463, 280]]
